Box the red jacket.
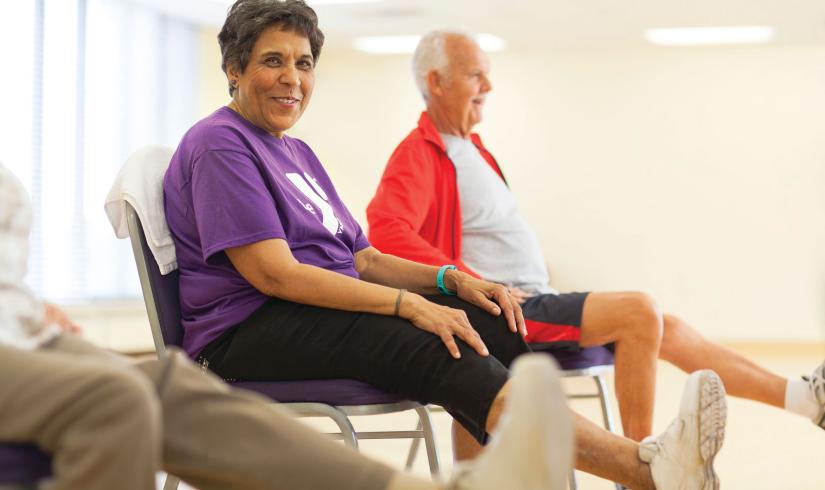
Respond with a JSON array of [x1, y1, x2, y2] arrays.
[[367, 112, 506, 277]]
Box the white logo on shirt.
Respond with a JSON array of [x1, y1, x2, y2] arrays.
[[286, 172, 342, 236]]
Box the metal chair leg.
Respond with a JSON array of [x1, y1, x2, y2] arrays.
[[415, 406, 441, 477], [594, 375, 617, 433], [304, 403, 360, 448], [162, 475, 180, 490], [405, 419, 423, 470], [568, 469, 578, 490], [594, 375, 624, 490], [328, 410, 359, 449]]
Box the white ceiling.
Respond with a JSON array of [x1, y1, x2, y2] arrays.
[[133, 0, 825, 51]]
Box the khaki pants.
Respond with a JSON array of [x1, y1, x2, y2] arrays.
[[0, 333, 394, 490]]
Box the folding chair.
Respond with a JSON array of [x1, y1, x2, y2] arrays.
[[0, 444, 51, 490], [124, 203, 440, 490]]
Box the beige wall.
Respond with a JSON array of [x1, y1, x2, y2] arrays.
[[198, 33, 825, 342]]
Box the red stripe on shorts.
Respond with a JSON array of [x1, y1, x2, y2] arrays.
[[523, 319, 581, 344]]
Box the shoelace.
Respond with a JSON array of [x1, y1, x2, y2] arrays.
[[803, 362, 825, 428], [803, 362, 825, 404]]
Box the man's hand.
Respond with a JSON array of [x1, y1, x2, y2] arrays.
[[43, 302, 82, 334], [445, 270, 527, 337]]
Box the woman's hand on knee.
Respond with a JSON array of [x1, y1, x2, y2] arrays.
[[399, 294, 489, 359], [454, 278, 527, 338]]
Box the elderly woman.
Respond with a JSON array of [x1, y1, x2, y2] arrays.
[[164, 2, 727, 489], [0, 162, 568, 490], [165, 0, 531, 454]]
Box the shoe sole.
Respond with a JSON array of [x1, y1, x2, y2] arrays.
[[698, 371, 727, 490]]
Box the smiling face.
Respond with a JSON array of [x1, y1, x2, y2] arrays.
[[426, 35, 492, 137], [226, 26, 315, 137]]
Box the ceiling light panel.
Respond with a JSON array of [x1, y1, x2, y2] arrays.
[[645, 26, 775, 46], [354, 34, 507, 54]]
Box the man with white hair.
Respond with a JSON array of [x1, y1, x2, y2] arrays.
[[367, 29, 825, 488], [0, 160, 581, 490]]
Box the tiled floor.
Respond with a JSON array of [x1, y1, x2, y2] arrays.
[[168, 342, 825, 489]]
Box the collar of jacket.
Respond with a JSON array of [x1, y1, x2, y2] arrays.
[[416, 111, 487, 153]]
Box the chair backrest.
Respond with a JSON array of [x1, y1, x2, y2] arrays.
[[125, 202, 183, 352]]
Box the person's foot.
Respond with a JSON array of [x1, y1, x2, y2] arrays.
[[803, 359, 825, 429], [448, 353, 573, 490], [639, 370, 727, 490]]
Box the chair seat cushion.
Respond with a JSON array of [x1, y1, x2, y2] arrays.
[[231, 378, 405, 406], [0, 444, 51, 484], [535, 345, 615, 371]]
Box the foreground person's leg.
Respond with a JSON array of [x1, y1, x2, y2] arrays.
[[0, 337, 161, 490], [138, 350, 394, 490], [142, 351, 574, 490]]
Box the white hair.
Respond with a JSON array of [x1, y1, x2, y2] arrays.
[[412, 30, 476, 100]]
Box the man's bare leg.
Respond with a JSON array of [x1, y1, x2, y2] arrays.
[[574, 413, 655, 490], [454, 388, 656, 488], [580, 292, 663, 441], [455, 363, 726, 490], [660, 313, 786, 407], [457, 290, 664, 456]]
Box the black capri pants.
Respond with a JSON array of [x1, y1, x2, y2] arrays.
[[198, 294, 531, 444]]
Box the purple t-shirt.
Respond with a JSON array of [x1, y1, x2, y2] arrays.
[[164, 107, 371, 357]]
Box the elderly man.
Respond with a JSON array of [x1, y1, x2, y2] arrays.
[[367, 29, 825, 487]]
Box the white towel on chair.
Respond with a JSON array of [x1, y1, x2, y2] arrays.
[[104, 145, 178, 275]]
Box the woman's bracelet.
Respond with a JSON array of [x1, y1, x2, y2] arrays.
[[437, 265, 458, 296], [394, 289, 407, 316]]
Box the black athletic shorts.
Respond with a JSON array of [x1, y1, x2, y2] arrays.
[[198, 294, 531, 444], [522, 291, 590, 351]]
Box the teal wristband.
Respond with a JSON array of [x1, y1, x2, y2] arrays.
[[437, 265, 458, 296]]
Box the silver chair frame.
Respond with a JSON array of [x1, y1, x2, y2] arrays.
[[125, 205, 440, 490]]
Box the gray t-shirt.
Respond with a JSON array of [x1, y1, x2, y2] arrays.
[[441, 134, 554, 295]]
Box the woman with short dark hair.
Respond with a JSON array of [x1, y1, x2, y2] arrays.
[[164, 0, 532, 457]]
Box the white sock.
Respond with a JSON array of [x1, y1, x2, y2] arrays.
[[784, 378, 819, 420]]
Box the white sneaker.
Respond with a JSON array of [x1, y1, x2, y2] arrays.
[[803, 359, 825, 429], [639, 370, 727, 490], [448, 353, 573, 490]]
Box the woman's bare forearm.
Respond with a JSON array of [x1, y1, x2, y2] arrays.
[[355, 247, 463, 294], [258, 260, 406, 314], [226, 240, 462, 317]]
